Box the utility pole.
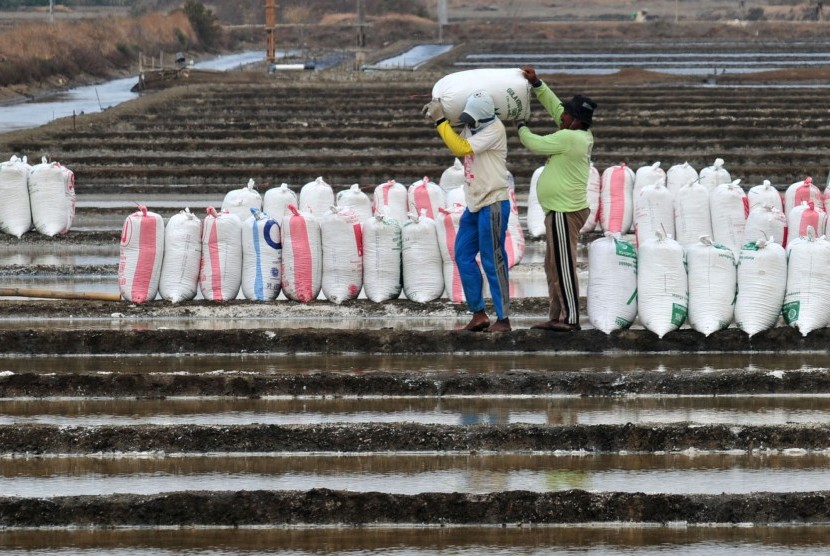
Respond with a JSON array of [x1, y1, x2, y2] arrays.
[[437, 0, 447, 43], [355, 0, 366, 70], [266, 0, 276, 65]]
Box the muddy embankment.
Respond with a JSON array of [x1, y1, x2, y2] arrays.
[[2, 489, 830, 527]]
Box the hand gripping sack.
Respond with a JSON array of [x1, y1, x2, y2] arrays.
[[599, 163, 634, 234], [439, 158, 466, 191], [199, 207, 243, 301], [527, 166, 546, 238], [436, 205, 466, 302], [281, 205, 323, 302], [666, 162, 699, 198], [299, 176, 335, 217], [674, 180, 712, 250], [362, 213, 403, 302], [787, 201, 827, 244], [505, 173, 525, 268], [159, 208, 202, 303], [119, 205, 164, 303], [743, 204, 785, 247], [783, 228, 830, 336], [632, 162, 666, 214], [687, 237, 737, 336], [373, 179, 408, 224], [637, 231, 688, 338], [402, 211, 445, 303], [699, 158, 731, 192], [28, 157, 75, 236], [222, 178, 262, 223], [336, 183, 373, 223], [784, 176, 822, 216], [747, 180, 783, 213], [320, 206, 364, 304], [263, 183, 298, 223], [408, 176, 446, 220], [241, 209, 282, 301], [431, 68, 531, 126], [634, 180, 674, 248], [734, 239, 787, 337], [0, 156, 32, 237], [710, 179, 748, 255], [587, 233, 638, 333], [580, 163, 602, 234]]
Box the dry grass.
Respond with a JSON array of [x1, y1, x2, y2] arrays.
[[0, 11, 196, 89]]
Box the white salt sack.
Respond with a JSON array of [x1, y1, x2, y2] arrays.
[[587, 233, 638, 333], [362, 213, 403, 302], [221, 178, 262, 222], [431, 68, 531, 125], [742, 204, 785, 247], [632, 162, 666, 213], [666, 162, 698, 198], [637, 230, 688, 338], [159, 208, 201, 303], [674, 180, 712, 250], [336, 183, 373, 223], [505, 172, 525, 268], [634, 180, 674, 248], [787, 201, 827, 244], [373, 179, 408, 225], [686, 237, 736, 336], [709, 179, 748, 255], [734, 239, 787, 337], [263, 183, 298, 222], [401, 211, 444, 303], [299, 176, 335, 217], [241, 209, 282, 301], [320, 206, 364, 304], [439, 158, 466, 191], [699, 158, 731, 192], [527, 166, 546, 238], [783, 228, 830, 336], [580, 162, 602, 233], [29, 157, 75, 236], [747, 180, 783, 212], [0, 155, 32, 238]]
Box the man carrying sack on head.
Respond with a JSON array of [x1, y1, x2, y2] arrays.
[[423, 91, 512, 333], [515, 65, 597, 332]]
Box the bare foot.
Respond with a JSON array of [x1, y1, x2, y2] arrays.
[[485, 318, 511, 332], [462, 311, 491, 332]]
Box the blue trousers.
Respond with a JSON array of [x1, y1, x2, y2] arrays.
[[454, 200, 510, 320]]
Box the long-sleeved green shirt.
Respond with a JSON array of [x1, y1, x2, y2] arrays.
[[518, 82, 593, 213]]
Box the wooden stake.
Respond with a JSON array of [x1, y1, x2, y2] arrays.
[[0, 288, 122, 301]]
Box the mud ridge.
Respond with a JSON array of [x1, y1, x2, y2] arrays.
[[3, 368, 830, 398], [2, 489, 829, 527], [3, 423, 830, 454], [0, 326, 824, 355]]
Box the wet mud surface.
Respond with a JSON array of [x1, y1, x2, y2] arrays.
[[2, 489, 829, 527]]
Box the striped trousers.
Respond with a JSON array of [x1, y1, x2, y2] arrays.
[[544, 208, 589, 324]]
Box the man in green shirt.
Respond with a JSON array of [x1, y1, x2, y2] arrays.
[[516, 65, 596, 332]]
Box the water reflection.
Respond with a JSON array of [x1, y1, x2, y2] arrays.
[[2, 526, 830, 554], [1, 397, 829, 427], [2, 452, 830, 496]]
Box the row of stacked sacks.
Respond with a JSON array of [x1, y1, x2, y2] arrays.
[[0, 156, 76, 237], [590, 226, 830, 338], [119, 173, 525, 304], [535, 155, 827, 254]]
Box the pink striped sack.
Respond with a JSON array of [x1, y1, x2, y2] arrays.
[[408, 176, 446, 220], [436, 205, 466, 302], [118, 205, 164, 303], [373, 179, 408, 224], [281, 204, 322, 302], [199, 207, 243, 301], [599, 163, 634, 233]]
